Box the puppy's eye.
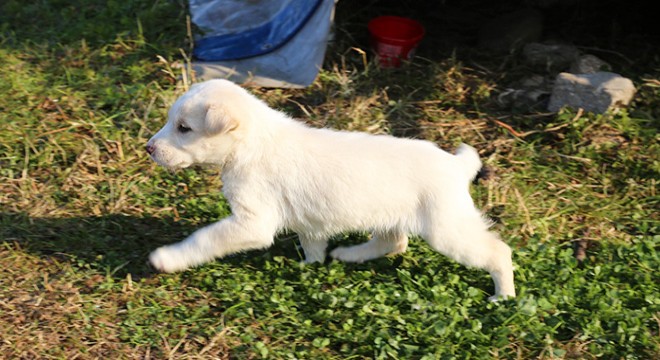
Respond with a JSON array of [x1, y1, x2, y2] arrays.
[[178, 124, 192, 133]]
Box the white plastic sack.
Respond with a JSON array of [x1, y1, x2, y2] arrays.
[[189, 0, 335, 88]]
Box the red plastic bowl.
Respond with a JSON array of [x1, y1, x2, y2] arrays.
[[368, 16, 425, 68]]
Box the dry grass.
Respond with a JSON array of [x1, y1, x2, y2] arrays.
[[1, 0, 659, 358]]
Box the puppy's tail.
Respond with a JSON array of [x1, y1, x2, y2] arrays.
[[454, 143, 485, 182]]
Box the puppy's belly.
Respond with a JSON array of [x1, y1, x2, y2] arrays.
[[284, 200, 419, 236]]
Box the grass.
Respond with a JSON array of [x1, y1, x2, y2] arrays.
[[1, 0, 658, 358]]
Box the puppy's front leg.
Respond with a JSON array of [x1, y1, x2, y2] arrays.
[[149, 215, 275, 273]]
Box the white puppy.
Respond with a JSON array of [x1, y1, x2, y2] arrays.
[[146, 79, 515, 300]]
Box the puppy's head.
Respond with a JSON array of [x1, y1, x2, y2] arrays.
[[146, 80, 247, 169]]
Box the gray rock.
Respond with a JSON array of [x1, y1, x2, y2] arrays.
[[548, 72, 636, 113], [497, 74, 552, 112], [518, 74, 547, 88], [478, 9, 543, 53], [522, 42, 580, 71], [569, 54, 611, 74], [498, 88, 551, 112]]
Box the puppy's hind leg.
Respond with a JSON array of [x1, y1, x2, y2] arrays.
[[331, 230, 408, 263], [422, 214, 515, 301], [299, 234, 328, 264]]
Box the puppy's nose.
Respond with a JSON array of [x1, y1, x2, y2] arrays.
[[146, 144, 155, 155]]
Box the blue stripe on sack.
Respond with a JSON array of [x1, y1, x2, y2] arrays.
[[193, 0, 323, 61]]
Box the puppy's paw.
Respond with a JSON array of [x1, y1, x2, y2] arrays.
[[301, 257, 324, 265], [149, 246, 189, 273], [488, 294, 515, 303], [330, 246, 366, 263]]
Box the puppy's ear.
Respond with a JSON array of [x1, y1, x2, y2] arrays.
[[204, 104, 239, 135]]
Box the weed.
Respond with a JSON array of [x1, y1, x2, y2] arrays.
[[1, 0, 658, 358]]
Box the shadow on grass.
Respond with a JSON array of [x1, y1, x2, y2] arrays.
[[0, 211, 489, 294], [0, 212, 190, 277], [0, 212, 415, 280]]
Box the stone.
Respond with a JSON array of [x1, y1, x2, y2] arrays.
[[478, 9, 543, 53], [547, 72, 636, 113], [497, 74, 552, 112], [519, 74, 547, 88], [569, 54, 611, 74], [522, 42, 580, 72]]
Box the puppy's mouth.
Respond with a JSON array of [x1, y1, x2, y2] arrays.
[[149, 156, 191, 170], [165, 161, 192, 170]]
